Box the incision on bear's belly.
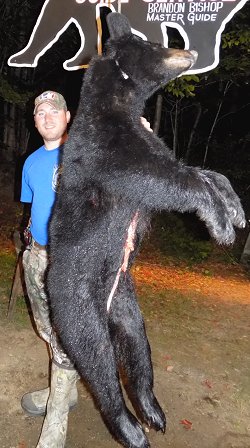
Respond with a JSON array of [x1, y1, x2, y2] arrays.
[[107, 211, 139, 311]]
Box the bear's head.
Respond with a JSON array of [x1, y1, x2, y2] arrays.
[[106, 13, 198, 96]]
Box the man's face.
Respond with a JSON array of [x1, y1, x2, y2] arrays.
[[34, 102, 70, 142]]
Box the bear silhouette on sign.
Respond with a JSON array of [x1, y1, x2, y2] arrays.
[[8, 0, 113, 70], [8, 0, 248, 73], [47, 12, 245, 448]]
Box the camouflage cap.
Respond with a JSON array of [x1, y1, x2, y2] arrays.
[[34, 91, 67, 114]]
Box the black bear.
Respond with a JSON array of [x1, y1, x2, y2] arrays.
[[48, 12, 245, 448]]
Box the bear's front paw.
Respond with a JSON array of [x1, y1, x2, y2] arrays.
[[229, 206, 246, 229], [198, 207, 236, 245], [212, 222, 236, 246], [202, 170, 246, 230]]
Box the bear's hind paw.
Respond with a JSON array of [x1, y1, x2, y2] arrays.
[[115, 409, 150, 448], [137, 392, 166, 433]]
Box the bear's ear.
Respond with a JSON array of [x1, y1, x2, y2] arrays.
[[106, 13, 132, 40]]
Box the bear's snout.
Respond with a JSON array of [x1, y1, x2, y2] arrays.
[[164, 48, 198, 71]]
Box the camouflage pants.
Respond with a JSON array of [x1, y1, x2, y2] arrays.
[[22, 242, 74, 369]]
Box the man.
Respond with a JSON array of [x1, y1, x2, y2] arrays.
[[21, 91, 78, 448]]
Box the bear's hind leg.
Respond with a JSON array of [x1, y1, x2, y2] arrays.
[[109, 273, 166, 433], [52, 288, 150, 448]]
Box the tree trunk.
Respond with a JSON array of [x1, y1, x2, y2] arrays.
[[202, 81, 231, 168], [185, 102, 202, 164], [3, 102, 16, 162], [240, 231, 250, 268], [153, 93, 163, 135], [172, 100, 179, 158]]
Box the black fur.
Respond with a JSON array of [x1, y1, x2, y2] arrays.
[[48, 13, 245, 448]]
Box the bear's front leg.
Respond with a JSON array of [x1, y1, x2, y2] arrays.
[[108, 272, 166, 433]]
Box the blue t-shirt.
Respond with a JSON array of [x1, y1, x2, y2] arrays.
[[21, 145, 61, 245]]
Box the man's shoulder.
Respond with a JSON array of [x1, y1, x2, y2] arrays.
[[23, 146, 45, 169], [25, 146, 44, 163]]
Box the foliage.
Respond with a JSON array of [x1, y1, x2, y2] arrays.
[[0, 251, 28, 325], [221, 3, 250, 50], [222, 29, 250, 49], [0, 252, 16, 319], [165, 75, 199, 98], [140, 212, 247, 268], [0, 75, 33, 105], [218, 29, 250, 79], [0, 253, 16, 292], [142, 213, 213, 264]]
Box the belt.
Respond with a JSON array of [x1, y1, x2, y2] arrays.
[[33, 240, 47, 250]]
